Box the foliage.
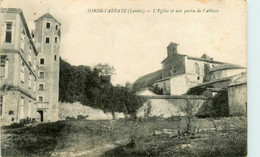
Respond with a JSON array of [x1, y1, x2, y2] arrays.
[[150, 84, 163, 95], [59, 58, 144, 116]]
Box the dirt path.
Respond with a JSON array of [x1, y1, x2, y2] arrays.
[[50, 140, 127, 157]]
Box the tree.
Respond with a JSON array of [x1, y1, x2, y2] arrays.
[[59, 58, 145, 119]]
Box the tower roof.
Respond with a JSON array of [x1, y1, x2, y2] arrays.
[[167, 42, 179, 48], [35, 13, 61, 24]]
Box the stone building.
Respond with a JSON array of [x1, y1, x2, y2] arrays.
[[133, 42, 246, 95], [0, 8, 61, 124], [34, 13, 61, 122], [227, 73, 247, 116], [0, 8, 38, 123], [133, 42, 247, 117]]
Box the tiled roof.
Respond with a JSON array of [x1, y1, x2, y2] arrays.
[[1, 8, 22, 14], [228, 72, 247, 87], [209, 63, 246, 72], [1, 8, 38, 55], [133, 70, 162, 91], [35, 13, 60, 24]]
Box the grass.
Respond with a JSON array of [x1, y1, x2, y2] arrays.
[[1, 117, 247, 157]]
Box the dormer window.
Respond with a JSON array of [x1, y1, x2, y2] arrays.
[[46, 22, 51, 29]]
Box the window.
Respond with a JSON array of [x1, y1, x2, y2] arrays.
[[197, 76, 200, 80], [54, 55, 57, 61], [39, 71, 45, 78], [33, 57, 37, 71], [20, 62, 25, 83], [28, 101, 32, 117], [38, 96, 43, 102], [39, 84, 44, 91], [0, 55, 7, 78], [170, 65, 177, 76], [5, 23, 12, 43], [55, 37, 58, 43], [28, 74, 32, 88], [0, 96, 3, 117], [56, 25, 58, 30], [45, 37, 50, 44], [28, 46, 32, 64], [40, 58, 44, 65], [46, 22, 50, 29], [21, 29, 25, 50]]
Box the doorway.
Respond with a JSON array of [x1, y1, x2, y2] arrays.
[[37, 110, 44, 122]]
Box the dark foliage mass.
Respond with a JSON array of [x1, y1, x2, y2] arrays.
[[59, 58, 145, 116]]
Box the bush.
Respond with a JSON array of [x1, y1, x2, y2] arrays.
[[77, 115, 88, 120], [65, 116, 76, 121]]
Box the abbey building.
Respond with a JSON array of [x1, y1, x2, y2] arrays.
[[0, 8, 61, 124]]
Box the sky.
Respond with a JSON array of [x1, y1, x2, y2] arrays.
[[1, 0, 246, 85]]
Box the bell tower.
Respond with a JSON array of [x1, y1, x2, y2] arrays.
[[34, 13, 61, 122]]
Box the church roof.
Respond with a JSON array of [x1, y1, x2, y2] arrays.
[[35, 13, 61, 24], [132, 70, 162, 91], [209, 63, 246, 72]]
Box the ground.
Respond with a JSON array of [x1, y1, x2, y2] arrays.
[[1, 117, 247, 157]]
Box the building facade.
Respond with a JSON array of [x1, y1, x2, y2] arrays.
[[34, 13, 61, 122], [0, 8, 61, 124], [133, 42, 247, 117], [134, 42, 246, 95], [0, 8, 38, 123]]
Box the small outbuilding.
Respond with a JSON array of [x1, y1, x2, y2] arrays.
[[227, 73, 247, 116]]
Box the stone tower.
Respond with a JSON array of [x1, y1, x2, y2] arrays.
[[34, 13, 61, 122]]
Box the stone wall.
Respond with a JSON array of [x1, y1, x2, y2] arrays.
[[137, 95, 208, 118], [228, 84, 247, 116], [58, 102, 124, 120]]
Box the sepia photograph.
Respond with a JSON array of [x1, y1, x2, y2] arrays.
[[0, 0, 247, 156]]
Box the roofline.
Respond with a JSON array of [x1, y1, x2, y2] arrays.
[[1, 8, 38, 55], [190, 76, 232, 89], [139, 94, 209, 100], [161, 54, 225, 64], [134, 69, 162, 83], [34, 13, 61, 24], [161, 54, 186, 63], [34, 18, 61, 25], [228, 82, 247, 87], [152, 77, 170, 83], [152, 73, 196, 84], [209, 66, 247, 72], [187, 56, 224, 64]]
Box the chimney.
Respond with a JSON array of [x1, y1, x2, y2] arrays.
[[167, 42, 178, 56]]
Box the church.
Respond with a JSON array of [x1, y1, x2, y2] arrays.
[[133, 42, 247, 116]]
